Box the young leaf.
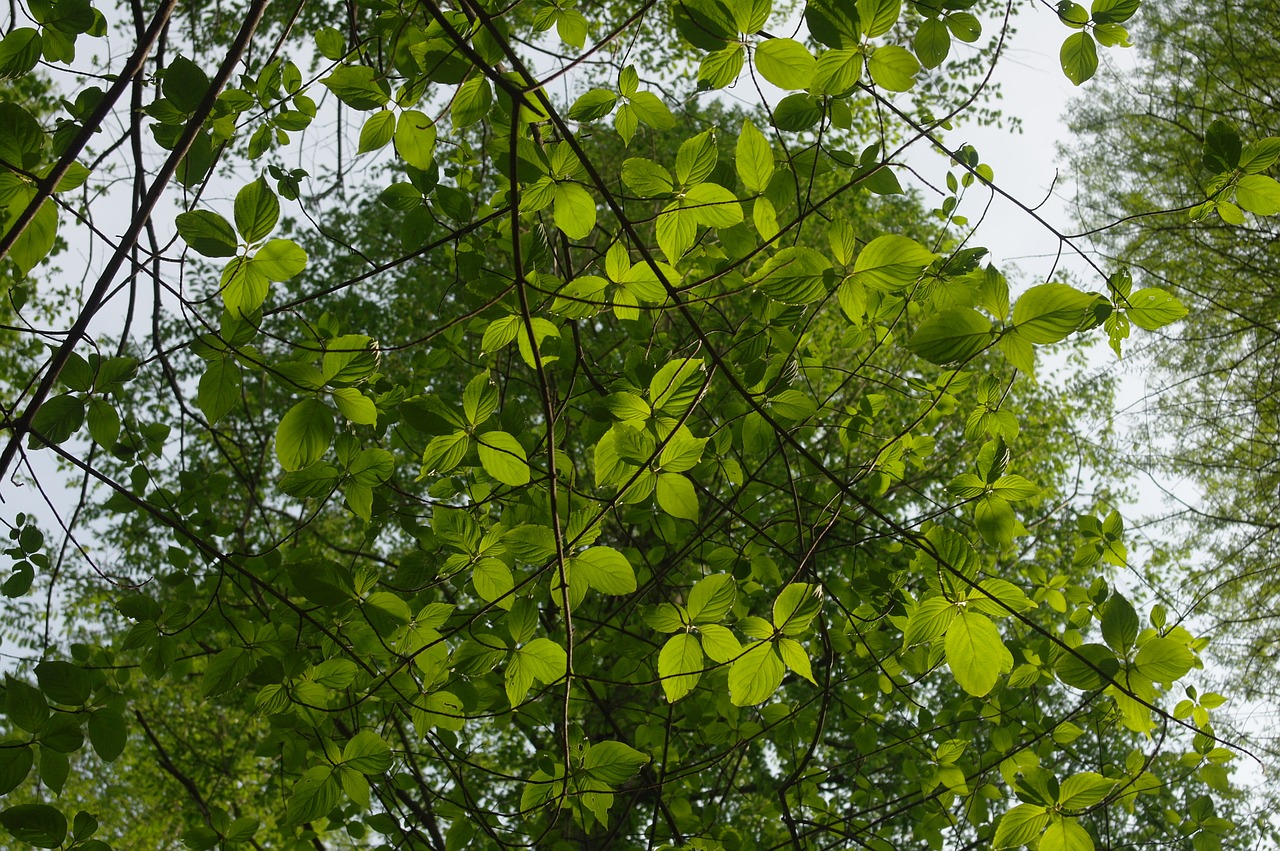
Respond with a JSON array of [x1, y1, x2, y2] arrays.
[[658, 633, 703, 702], [867, 45, 919, 91], [395, 110, 437, 169], [728, 640, 785, 705], [1060, 32, 1098, 85], [477, 431, 531, 486], [657, 472, 699, 520], [687, 573, 736, 623], [753, 38, 816, 90], [276, 399, 335, 471], [234, 178, 280, 243], [944, 609, 1009, 696]]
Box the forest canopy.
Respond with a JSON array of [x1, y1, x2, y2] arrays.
[[0, 0, 1278, 849]]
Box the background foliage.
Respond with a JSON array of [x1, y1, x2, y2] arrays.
[[0, 0, 1277, 848]]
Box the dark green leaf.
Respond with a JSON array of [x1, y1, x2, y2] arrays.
[[87, 708, 127, 762], [234, 178, 280, 243], [176, 210, 239, 257], [906, 308, 993, 364], [164, 56, 210, 113], [34, 660, 90, 705], [0, 804, 67, 848]]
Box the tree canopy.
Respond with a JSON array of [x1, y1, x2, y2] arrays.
[[0, 0, 1277, 849]]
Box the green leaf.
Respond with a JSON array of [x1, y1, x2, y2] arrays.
[[568, 88, 617, 121], [698, 43, 745, 89], [1133, 637, 1195, 683], [867, 45, 919, 92], [344, 731, 392, 774], [87, 708, 127, 762], [164, 56, 210, 113], [1100, 594, 1139, 652], [672, 0, 736, 49], [556, 9, 589, 47], [507, 638, 567, 705], [914, 18, 950, 69], [29, 393, 84, 447], [395, 110, 437, 170], [657, 472, 699, 520], [699, 623, 742, 662], [772, 93, 824, 131], [356, 109, 395, 154], [251, 238, 307, 281], [1235, 174, 1280, 216], [621, 157, 674, 196], [811, 48, 863, 95], [477, 431, 531, 486], [315, 26, 345, 59], [750, 246, 831, 304], [772, 583, 822, 634], [856, 0, 900, 36], [1060, 32, 1098, 86], [946, 12, 982, 42], [777, 637, 815, 683], [0, 29, 42, 79], [0, 746, 32, 796], [675, 129, 719, 186], [1203, 119, 1241, 173], [1055, 643, 1120, 690], [628, 91, 676, 129], [853, 234, 937, 290], [903, 597, 957, 648], [1040, 818, 1094, 851], [86, 397, 120, 447], [1123, 287, 1188, 330], [202, 647, 253, 697], [219, 256, 270, 316], [554, 182, 597, 239], [583, 741, 650, 785], [576, 546, 636, 595], [1240, 137, 1280, 173], [176, 210, 239, 257], [754, 38, 816, 89], [728, 641, 785, 705], [322, 65, 389, 110], [806, 0, 861, 47], [331, 388, 377, 425], [6, 198, 57, 278], [0, 804, 67, 849], [975, 493, 1018, 546], [906, 308, 993, 364], [453, 77, 492, 128], [1012, 283, 1096, 344], [234, 178, 280, 242], [687, 574, 736, 623], [285, 766, 340, 825], [659, 633, 703, 702], [944, 609, 1008, 696], [683, 182, 742, 227], [1090, 0, 1139, 24], [1058, 772, 1115, 809], [650, 358, 705, 415], [990, 474, 1039, 500], [34, 660, 90, 705], [276, 399, 335, 471], [994, 803, 1050, 849]]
